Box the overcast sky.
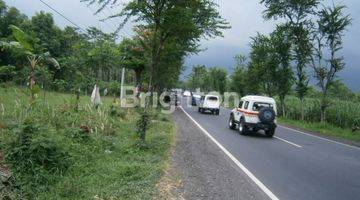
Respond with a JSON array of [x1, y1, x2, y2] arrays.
[[4, 0, 360, 91]]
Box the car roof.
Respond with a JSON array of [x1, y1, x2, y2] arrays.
[[241, 95, 276, 103], [204, 95, 219, 98]]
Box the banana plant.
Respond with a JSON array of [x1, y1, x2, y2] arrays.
[[0, 25, 59, 103]]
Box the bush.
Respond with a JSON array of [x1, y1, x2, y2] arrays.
[[0, 65, 16, 82], [109, 105, 127, 119], [53, 79, 69, 92], [66, 126, 91, 142], [136, 109, 151, 141], [3, 119, 70, 197]]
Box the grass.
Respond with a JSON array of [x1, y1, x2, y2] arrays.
[[0, 86, 174, 199], [278, 117, 360, 144]]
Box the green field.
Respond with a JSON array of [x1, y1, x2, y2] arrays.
[[0, 87, 174, 199]]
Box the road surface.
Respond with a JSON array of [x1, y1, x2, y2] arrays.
[[178, 97, 360, 200]]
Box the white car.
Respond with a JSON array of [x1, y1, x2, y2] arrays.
[[198, 95, 220, 115], [228, 95, 277, 137], [183, 90, 191, 97]]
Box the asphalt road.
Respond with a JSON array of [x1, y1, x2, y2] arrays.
[[179, 97, 360, 200]]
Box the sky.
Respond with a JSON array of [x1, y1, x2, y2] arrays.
[[4, 0, 360, 91]]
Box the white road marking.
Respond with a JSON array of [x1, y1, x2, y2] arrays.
[[274, 136, 302, 148], [222, 107, 360, 151], [278, 125, 360, 150], [179, 106, 280, 200]]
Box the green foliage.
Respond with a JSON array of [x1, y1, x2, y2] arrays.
[[0, 65, 16, 82], [311, 4, 352, 122], [187, 65, 228, 94], [0, 87, 174, 199], [229, 55, 248, 96], [208, 67, 228, 94], [136, 109, 151, 141], [279, 96, 360, 129], [3, 119, 70, 198]]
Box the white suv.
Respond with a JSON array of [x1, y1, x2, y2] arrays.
[[198, 95, 220, 115], [228, 96, 277, 137]]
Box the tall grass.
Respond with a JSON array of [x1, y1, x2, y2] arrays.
[[0, 87, 174, 199], [281, 96, 360, 129]]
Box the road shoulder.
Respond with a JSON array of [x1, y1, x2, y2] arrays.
[[170, 108, 269, 200]]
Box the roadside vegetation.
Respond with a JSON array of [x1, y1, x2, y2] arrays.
[[0, 0, 229, 198], [184, 0, 359, 143], [0, 86, 174, 199]]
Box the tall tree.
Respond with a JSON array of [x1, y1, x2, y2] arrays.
[[311, 4, 351, 122], [261, 0, 320, 120], [270, 25, 293, 116], [187, 65, 209, 92], [229, 55, 248, 97], [248, 33, 277, 96], [208, 67, 228, 95], [119, 37, 146, 92], [84, 0, 229, 95]]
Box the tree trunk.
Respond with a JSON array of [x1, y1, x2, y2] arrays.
[[300, 97, 305, 121], [280, 95, 286, 117], [320, 92, 328, 123]]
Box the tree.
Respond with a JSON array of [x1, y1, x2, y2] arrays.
[[0, 25, 59, 103], [229, 55, 248, 97], [208, 67, 228, 95], [270, 26, 293, 116], [248, 33, 277, 96], [261, 0, 320, 120], [187, 65, 209, 92], [327, 79, 354, 101], [84, 0, 229, 96], [311, 4, 351, 122], [119, 37, 146, 93]]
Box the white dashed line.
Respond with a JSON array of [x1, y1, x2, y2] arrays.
[[278, 125, 360, 150], [274, 136, 302, 148], [180, 106, 280, 200]]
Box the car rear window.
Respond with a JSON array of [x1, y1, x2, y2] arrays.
[[252, 102, 273, 111], [244, 101, 249, 109], [207, 96, 218, 101], [239, 101, 244, 108]]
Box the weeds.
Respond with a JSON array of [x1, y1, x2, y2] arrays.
[[0, 87, 174, 199]]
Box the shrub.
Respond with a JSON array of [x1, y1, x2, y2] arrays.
[[0, 65, 16, 82], [66, 126, 91, 142], [109, 105, 126, 119], [136, 109, 150, 141], [3, 119, 70, 197]]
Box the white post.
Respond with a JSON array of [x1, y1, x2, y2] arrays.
[[120, 67, 125, 106]]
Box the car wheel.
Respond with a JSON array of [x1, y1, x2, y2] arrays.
[[238, 119, 248, 135], [216, 109, 220, 115], [229, 115, 236, 130], [265, 128, 275, 138]]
